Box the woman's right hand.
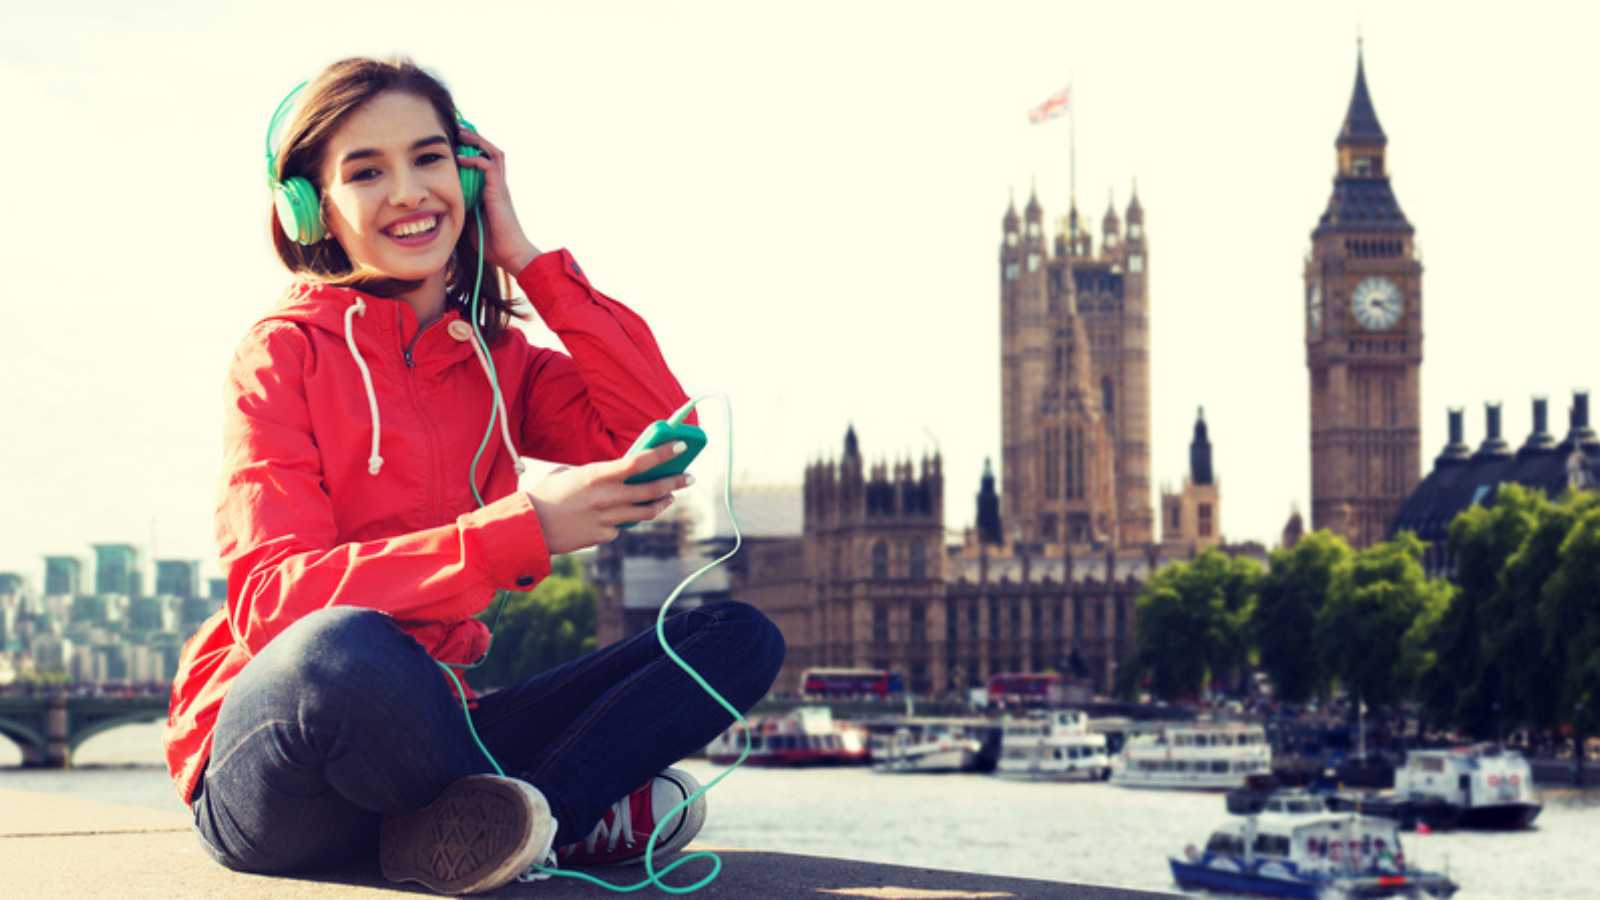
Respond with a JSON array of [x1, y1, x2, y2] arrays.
[[527, 442, 694, 555]]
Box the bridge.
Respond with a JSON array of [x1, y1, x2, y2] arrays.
[[0, 693, 168, 768]]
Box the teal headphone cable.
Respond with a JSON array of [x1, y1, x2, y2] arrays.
[[434, 204, 748, 892]]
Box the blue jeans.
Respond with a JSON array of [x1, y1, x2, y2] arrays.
[[191, 601, 785, 874]]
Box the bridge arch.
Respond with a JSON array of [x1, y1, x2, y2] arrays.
[[70, 711, 167, 756], [0, 716, 47, 761]]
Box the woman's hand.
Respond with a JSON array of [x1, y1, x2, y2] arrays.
[[456, 126, 540, 274], [527, 442, 695, 555]]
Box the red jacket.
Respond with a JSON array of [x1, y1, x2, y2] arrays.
[[163, 249, 693, 803]]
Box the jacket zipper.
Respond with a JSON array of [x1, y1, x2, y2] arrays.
[[396, 305, 450, 521]]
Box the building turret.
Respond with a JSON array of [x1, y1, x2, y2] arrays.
[[1125, 180, 1144, 235], [1101, 192, 1121, 254], [977, 458, 1003, 546], [1189, 407, 1214, 485], [1562, 390, 1599, 451]]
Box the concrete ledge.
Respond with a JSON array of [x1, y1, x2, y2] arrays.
[[0, 789, 1176, 899]]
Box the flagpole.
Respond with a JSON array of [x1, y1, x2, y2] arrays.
[[1069, 77, 1077, 243]]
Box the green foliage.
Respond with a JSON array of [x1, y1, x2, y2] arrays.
[[1316, 533, 1452, 712], [1128, 549, 1260, 701], [1539, 502, 1600, 741], [1251, 530, 1352, 704], [466, 554, 598, 692]]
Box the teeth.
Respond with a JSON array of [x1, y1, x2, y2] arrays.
[[389, 216, 438, 238]]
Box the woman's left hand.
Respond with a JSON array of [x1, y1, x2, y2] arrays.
[[456, 126, 541, 274]]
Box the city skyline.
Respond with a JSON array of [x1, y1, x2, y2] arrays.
[[4, 2, 1599, 580]]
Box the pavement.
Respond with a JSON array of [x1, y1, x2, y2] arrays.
[[0, 788, 1178, 899]]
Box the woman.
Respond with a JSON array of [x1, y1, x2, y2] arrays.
[[163, 56, 785, 895]]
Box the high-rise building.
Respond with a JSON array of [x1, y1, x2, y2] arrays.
[[44, 555, 83, 597], [93, 544, 141, 597], [999, 184, 1152, 548], [1306, 48, 1423, 548], [155, 559, 201, 599]]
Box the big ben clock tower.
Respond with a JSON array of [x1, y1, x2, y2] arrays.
[[1306, 48, 1423, 548]]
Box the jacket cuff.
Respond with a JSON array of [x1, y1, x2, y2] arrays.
[[459, 490, 551, 590], [515, 248, 594, 321]]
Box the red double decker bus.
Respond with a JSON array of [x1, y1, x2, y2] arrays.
[[986, 672, 1064, 708], [800, 667, 904, 699]]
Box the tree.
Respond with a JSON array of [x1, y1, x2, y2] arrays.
[[1422, 484, 1544, 737], [1316, 533, 1452, 714], [466, 554, 598, 692], [1538, 501, 1600, 783], [1252, 530, 1352, 705], [1127, 549, 1260, 701]]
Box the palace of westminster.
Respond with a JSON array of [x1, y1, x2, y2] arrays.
[[595, 52, 1427, 697]]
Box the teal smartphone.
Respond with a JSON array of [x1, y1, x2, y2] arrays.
[[619, 420, 706, 528]]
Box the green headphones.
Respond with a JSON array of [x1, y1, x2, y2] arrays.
[[266, 79, 484, 246]]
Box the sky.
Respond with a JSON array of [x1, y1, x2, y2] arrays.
[[2, 1, 1599, 587]]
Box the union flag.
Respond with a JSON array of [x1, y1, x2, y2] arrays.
[[1028, 86, 1071, 124]]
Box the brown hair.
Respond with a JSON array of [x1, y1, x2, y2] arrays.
[[269, 57, 525, 343]]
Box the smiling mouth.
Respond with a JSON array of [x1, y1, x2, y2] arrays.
[[384, 215, 440, 238]]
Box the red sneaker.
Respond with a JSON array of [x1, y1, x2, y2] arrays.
[[555, 767, 707, 868]]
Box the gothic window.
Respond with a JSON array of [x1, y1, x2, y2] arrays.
[[910, 604, 926, 643], [872, 541, 888, 579], [946, 600, 959, 642], [1044, 428, 1060, 499], [1063, 428, 1078, 501], [909, 540, 926, 581], [1101, 376, 1115, 418], [1042, 513, 1058, 541], [1199, 503, 1214, 537], [1384, 378, 1399, 426], [1010, 600, 1022, 639], [873, 601, 889, 643], [988, 598, 1001, 639]]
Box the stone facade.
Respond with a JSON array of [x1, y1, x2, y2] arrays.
[[1306, 51, 1424, 548]]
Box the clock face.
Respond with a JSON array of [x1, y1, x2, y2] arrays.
[[1308, 279, 1323, 336], [1351, 276, 1404, 331]]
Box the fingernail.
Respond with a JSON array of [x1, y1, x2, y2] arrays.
[[672, 441, 688, 455], [684, 474, 696, 487]]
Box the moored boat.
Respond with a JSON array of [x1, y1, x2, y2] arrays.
[[872, 723, 985, 773], [995, 709, 1112, 781], [706, 706, 869, 766], [1170, 807, 1458, 897], [1326, 744, 1542, 831], [1114, 721, 1272, 790]]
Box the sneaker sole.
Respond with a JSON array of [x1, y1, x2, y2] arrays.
[[380, 775, 556, 894]]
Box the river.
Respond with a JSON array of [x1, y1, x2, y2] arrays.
[[3, 724, 1598, 898]]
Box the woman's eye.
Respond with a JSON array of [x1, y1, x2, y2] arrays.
[[350, 168, 381, 182], [417, 152, 447, 166]]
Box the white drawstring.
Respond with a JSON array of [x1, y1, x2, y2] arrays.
[[467, 328, 527, 475], [342, 299, 384, 475]]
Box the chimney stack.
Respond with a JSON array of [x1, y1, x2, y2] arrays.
[[1474, 402, 1512, 459], [1565, 390, 1598, 449], [1436, 407, 1471, 466], [1519, 396, 1556, 457]]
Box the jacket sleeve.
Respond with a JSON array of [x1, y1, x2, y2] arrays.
[[216, 321, 551, 658], [511, 249, 697, 464]]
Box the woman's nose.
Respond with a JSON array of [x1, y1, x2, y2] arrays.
[[389, 169, 427, 208]]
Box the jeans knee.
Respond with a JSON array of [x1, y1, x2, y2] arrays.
[[262, 607, 420, 694], [697, 601, 785, 689]]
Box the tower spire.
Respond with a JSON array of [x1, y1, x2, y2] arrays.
[[1339, 43, 1387, 146]]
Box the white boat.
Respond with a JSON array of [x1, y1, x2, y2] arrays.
[[705, 706, 869, 766], [1113, 721, 1272, 790], [1171, 807, 1458, 897], [871, 724, 984, 773], [1328, 744, 1542, 830], [995, 710, 1112, 781]]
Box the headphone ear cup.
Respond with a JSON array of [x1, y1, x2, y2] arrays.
[[457, 144, 484, 212], [274, 176, 324, 245]]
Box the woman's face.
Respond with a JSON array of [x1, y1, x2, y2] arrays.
[[318, 90, 465, 283]]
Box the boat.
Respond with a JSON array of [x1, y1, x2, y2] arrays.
[[995, 710, 1113, 781], [1326, 744, 1542, 831], [705, 706, 869, 766], [871, 723, 986, 773], [1114, 721, 1272, 790], [1171, 807, 1459, 897]]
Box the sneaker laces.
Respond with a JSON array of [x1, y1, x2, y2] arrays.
[[580, 793, 636, 855]]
